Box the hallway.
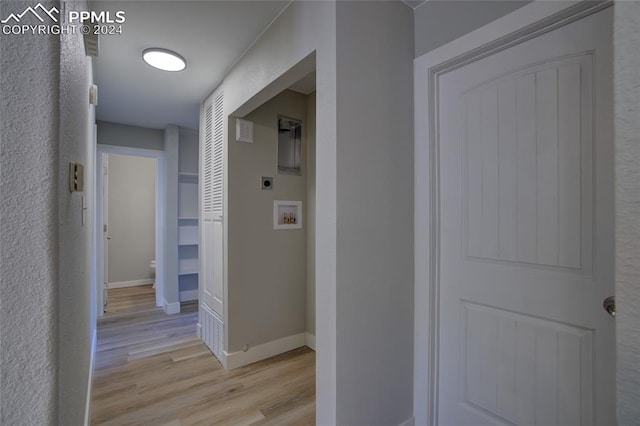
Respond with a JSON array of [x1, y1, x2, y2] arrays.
[[91, 286, 315, 425]]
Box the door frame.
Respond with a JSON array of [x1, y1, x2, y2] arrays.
[[413, 1, 612, 424], [95, 144, 165, 317]]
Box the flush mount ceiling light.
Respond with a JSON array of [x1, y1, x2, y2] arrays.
[[142, 48, 186, 72]]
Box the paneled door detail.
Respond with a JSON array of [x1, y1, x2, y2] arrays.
[[463, 56, 590, 270], [433, 7, 614, 425]]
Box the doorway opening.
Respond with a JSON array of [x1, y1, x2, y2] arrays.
[[226, 82, 318, 364], [198, 55, 317, 377], [96, 145, 165, 316]]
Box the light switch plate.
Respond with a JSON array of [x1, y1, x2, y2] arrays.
[[69, 162, 84, 192]]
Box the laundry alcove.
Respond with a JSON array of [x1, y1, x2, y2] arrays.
[[199, 68, 317, 369]]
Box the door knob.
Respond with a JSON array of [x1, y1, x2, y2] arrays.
[[603, 296, 615, 317]]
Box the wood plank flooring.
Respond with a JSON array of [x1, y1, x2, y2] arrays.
[[91, 285, 316, 425]]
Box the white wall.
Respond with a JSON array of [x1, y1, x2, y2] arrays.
[[614, 2, 640, 421], [414, 0, 530, 58], [212, 1, 414, 422], [179, 129, 199, 174], [164, 125, 180, 312], [227, 89, 308, 352], [97, 120, 164, 151], [334, 2, 414, 424], [1, 0, 95, 424], [210, 1, 338, 421], [107, 154, 156, 284], [306, 91, 316, 336]]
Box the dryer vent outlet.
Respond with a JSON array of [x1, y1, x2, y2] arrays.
[[261, 176, 273, 190]]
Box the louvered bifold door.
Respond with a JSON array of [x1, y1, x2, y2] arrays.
[[200, 92, 224, 316]]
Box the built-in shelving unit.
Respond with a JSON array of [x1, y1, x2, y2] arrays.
[[178, 173, 199, 291], [178, 218, 198, 246]]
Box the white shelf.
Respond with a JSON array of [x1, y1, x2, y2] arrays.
[[179, 223, 198, 246], [178, 179, 198, 219], [179, 257, 198, 275], [178, 172, 199, 178]]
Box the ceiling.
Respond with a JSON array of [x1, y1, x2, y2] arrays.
[[92, 0, 290, 130]]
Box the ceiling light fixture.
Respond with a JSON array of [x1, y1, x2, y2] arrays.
[[142, 48, 186, 72]]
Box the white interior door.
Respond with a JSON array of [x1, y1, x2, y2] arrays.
[[199, 91, 226, 361], [201, 92, 225, 316], [434, 7, 614, 425]]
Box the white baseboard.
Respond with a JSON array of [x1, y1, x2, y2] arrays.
[[179, 289, 199, 302], [305, 332, 316, 351], [398, 416, 415, 426], [163, 299, 181, 315], [218, 351, 229, 369], [84, 329, 97, 426], [107, 279, 153, 289], [196, 322, 202, 338], [224, 332, 306, 370]]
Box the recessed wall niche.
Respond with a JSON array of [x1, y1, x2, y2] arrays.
[[277, 117, 302, 175], [273, 200, 302, 230]]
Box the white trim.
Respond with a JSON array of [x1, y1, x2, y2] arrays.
[[107, 279, 153, 289], [415, 1, 585, 71], [398, 416, 415, 426], [95, 144, 165, 318], [305, 332, 316, 351], [179, 289, 199, 302], [224, 332, 306, 370], [83, 329, 97, 426], [218, 350, 228, 370], [196, 322, 202, 338], [163, 299, 181, 315], [413, 1, 610, 424]]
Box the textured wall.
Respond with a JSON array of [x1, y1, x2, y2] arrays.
[[614, 2, 640, 422], [1, 0, 94, 424], [107, 154, 156, 283], [56, 0, 95, 424], [0, 1, 61, 423]]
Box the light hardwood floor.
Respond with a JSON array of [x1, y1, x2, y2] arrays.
[[91, 285, 316, 425]]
